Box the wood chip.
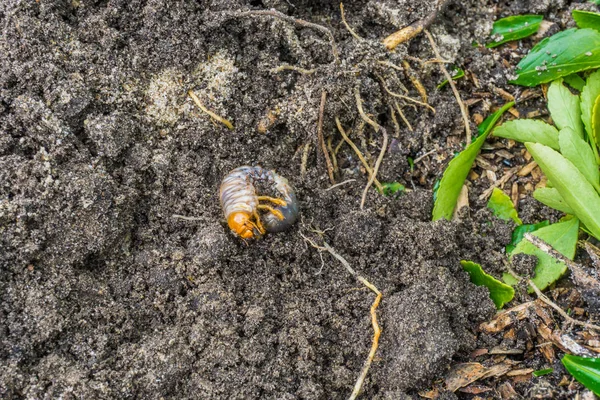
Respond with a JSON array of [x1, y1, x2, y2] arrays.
[[496, 149, 514, 159], [445, 363, 488, 392], [470, 348, 488, 358], [493, 86, 515, 102], [453, 184, 469, 220], [459, 385, 492, 394], [511, 182, 519, 209], [507, 368, 534, 377], [490, 347, 524, 355], [538, 342, 556, 363], [498, 381, 519, 399], [469, 170, 480, 181], [486, 170, 497, 183], [517, 161, 538, 177], [479, 301, 533, 333], [476, 156, 496, 171], [507, 107, 520, 118]]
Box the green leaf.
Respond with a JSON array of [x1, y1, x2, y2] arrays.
[[564, 73, 586, 91], [558, 127, 600, 192], [592, 94, 600, 161], [573, 10, 600, 32], [477, 101, 516, 138], [533, 187, 575, 214], [493, 119, 560, 150], [437, 68, 465, 89], [511, 28, 600, 87], [488, 187, 522, 225], [533, 368, 554, 377], [507, 217, 579, 290], [432, 102, 514, 221], [562, 354, 600, 395], [486, 15, 543, 48], [506, 220, 550, 253], [526, 142, 600, 240], [461, 260, 515, 309], [379, 182, 405, 196], [548, 79, 584, 138], [580, 69, 600, 145]]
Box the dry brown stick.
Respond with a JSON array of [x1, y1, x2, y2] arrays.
[[394, 101, 413, 132], [360, 127, 388, 209], [382, 0, 451, 50], [321, 242, 381, 400], [237, 9, 339, 61], [335, 117, 383, 192], [424, 30, 472, 145], [188, 90, 234, 130], [317, 91, 336, 184], [340, 3, 363, 41]]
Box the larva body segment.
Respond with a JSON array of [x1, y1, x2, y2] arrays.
[[219, 166, 299, 238]]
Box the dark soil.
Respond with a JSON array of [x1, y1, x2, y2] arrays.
[[0, 0, 592, 399]]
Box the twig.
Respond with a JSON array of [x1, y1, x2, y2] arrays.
[[354, 88, 380, 131], [524, 234, 600, 293], [188, 90, 234, 130], [321, 242, 382, 400], [377, 76, 436, 113], [361, 127, 388, 209], [325, 179, 357, 191], [424, 30, 472, 145], [270, 65, 316, 74], [382, 0, 451, 50], [237, 9, 339, 61], [340, 3, 363, 41], [335, 117, 383, 192], [529, 278, 600, 332], [394, 101, 413, 132], [317, 91, 336, 184]]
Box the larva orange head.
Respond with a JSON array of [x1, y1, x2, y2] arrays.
[[227, 211, 256, 239]]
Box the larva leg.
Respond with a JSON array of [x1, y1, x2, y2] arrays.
[[252, 210, 267, 234], [257, 196, 287, 207], [257, 204, 285, 220]]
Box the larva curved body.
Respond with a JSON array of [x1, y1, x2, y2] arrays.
[[219, 166, 299, 238]]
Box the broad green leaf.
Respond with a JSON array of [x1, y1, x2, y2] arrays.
[[573, 10, 600, 32], [580, 69, 600, 144], [533, 187, 575, 214], [488, 187, 522, 225], [548, 79, 584, 138], [526, 142, 600, 240], [592, 95, 600, 161], [558, 127, 600, 192], [511, 28, 600, 87], [506, 220, 550, 253], [437, 68, 465, 89], [564, 73, 586, 91], [487, 15, 543, 48], [493, 119, 559, 150], [533, 368, 554, 377], [562, 354, 600, 395], [506, 217, 579, 290], [432, 102, 514, 220], [461, 260, 515, 309]]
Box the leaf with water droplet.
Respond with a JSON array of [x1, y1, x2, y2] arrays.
[[511, 28, 600, 86], [486, 15, 543, 48]]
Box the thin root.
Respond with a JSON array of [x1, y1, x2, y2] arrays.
[[335, 117, 383, 192], [377, 76, 435, 113], [321, 242, 381, 400], [389, 105, 400, 138], [327, 136, 339, 173], [237, 9, 339, 61], [188, 90, 234, 130], [270, 64, 316, 74], [318, 90, 336, 184], [402, 60, 428, 104], [360, 127, 388, 209], [354, 87, 380, 131], [325, 179, 357, 191], [394, 101, 413, 132], [340, 3, 363, 41], [425, 30, 471, 145]]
